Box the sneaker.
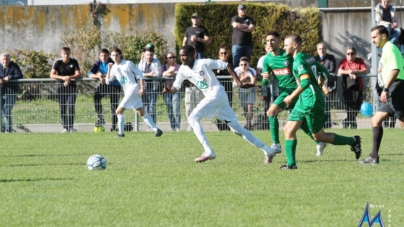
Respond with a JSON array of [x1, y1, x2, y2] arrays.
[[350, 135, 362, 160], [95, 118, 105, 126], [61, 128, 68, 133], [359, 155, 379, 165], [279, 164, 298, 170], [316, 142, 327, 156], [175, 128, 180, 132], [270, 143, 282, 154], [68, 128, 77, 133], [264, 146, 277, 164], [155, 129, 163, 137], [195, 152, 216, 162], [115, 134, 125, 138]]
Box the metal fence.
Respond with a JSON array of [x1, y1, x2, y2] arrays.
[[0, 74, 381, 133]]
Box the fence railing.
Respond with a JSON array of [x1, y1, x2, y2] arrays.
[[0, 74, 379, 133]]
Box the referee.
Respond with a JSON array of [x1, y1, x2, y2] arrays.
[[361, 25, 404, 164]]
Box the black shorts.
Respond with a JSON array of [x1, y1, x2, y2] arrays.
[[378, 80, 404, 119]]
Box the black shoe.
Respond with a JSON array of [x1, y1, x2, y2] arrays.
[[115, 134, 125, 138], [110, 128, 118, 132], [279, 164, 298, 170], [350, 135, 362, 160], [155, 129, 163, 137], [359, 155, 379, 165], [96, 118, 106, 126]]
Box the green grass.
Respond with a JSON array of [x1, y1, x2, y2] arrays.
[[0, 129, 403, 226]]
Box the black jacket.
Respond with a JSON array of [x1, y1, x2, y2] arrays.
[[0, 61, 23, 95]]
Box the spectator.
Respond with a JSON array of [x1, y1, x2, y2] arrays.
[[0, 53, 23, 133], [182, 13, 211, 59], [88, 49, 121, 131], [231, 4, 255, 67], [138, 43, 161, 126], [375, 0, 401, 46], [161, 52, 181, 132], [314, 42, 337, 128], [257, 43, 279, 114], [338, 47, 368, 129], [214, 44, 233, 131], [50, 47, 82, 133], [234, 56, 257, 130]]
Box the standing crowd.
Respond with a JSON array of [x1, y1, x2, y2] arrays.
[[1, 1, 404, 168]]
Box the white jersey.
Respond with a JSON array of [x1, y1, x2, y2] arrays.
[[173, 59, 227, 96], [107, 60, 144, 92]]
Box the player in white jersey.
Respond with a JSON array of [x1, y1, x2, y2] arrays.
[[106, 48, 163, 138], [163, 45, 276, 163]]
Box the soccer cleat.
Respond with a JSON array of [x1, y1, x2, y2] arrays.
[[155, 129, 163, 137], [264, 147, 277, 164], [359, 155, 379, 165], [195, 152, 216, 162], [279, 164, 298, 170], [350, 135, 362, 160], [270, 143, 282, 154], [316, 142, 327, 156], [115, 134, 125, 138]]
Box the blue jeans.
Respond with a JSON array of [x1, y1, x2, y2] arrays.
[[385, 25, 401, 45], [142, 90, 158, 123], [232, 44, 252, 67], [196, 51, 205, 59], [163, 92, 181, 130], [1, 94, 17, 132]]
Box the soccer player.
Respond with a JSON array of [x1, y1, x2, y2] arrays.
[[261, 31, 326, 156], [106, 48, 162, 138], [163, 45, 277, 164], [280, 34, 362, 170], [360, 25, 404, 164]]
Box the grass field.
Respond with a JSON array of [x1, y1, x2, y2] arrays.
[[0, 129, 403, 226]]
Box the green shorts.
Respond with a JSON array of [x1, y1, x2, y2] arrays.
[[288, 105, 326, 134], [273, 89, 297, 111]]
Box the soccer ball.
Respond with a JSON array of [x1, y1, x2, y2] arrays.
[[87, 154, 107, 170], [93, 125, 105, 133], [360, 102, 373, 117]]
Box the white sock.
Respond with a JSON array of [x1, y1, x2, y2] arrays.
[[227, 121, 269, 155], [142, 114, 158, 132], [188, 117, 214, 155], [117, 114, 124, 135]]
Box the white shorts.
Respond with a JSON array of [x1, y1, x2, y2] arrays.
[[119, 85, 143, 110], [190, 86, 238, 122]]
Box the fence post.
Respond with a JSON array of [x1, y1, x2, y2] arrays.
[[134, 112, 139, 132]]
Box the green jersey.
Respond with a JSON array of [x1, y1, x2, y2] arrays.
[[262, 49, 297, 91], [292, 52, 329, 110]]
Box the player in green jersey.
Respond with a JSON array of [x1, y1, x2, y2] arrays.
[[280, 34, 362, 170], [261, 31, 326, 156]]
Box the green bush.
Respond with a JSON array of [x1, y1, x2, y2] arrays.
[[175, 3, 322, 66]]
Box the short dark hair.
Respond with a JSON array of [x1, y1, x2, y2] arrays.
[[371, 25, 389, 38], [111, 47, 123, 56], [285, 34, 302, 46], [181, 45, 195, 56], [266, 31, 280, 38], [240, 56, 249, 63], [100, 48, 109, 55], [61, 47, 70, 52]]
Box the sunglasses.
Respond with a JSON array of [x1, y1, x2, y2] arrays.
[[220, 52, 228, 55], [346, 52, 356, 56], [239, 64, 248, 67], [167, 56, 176, 59]]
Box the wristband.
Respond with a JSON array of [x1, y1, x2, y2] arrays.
[[383, 87, 389, 92]]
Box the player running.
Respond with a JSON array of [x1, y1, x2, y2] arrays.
[[163, 45, 277, 164], [106, 48, 163, 138], [280, 34, 362, 169], [261, 31, 327, 156]]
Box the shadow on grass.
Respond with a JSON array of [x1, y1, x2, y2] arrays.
[[2, 163, 84, 167], [0, 177, 74, 183], [0, 154, 87, 157]]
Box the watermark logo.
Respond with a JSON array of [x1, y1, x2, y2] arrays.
[[358, 203, 385, 227]]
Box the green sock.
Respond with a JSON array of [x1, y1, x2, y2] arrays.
[[299, 121, 319, 144], [332, 134, 355, 145], [285, 140, 297, 166], [269, 116, 279, 144]]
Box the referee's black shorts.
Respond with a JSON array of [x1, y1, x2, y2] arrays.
[[378, 80, 404, 119]]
